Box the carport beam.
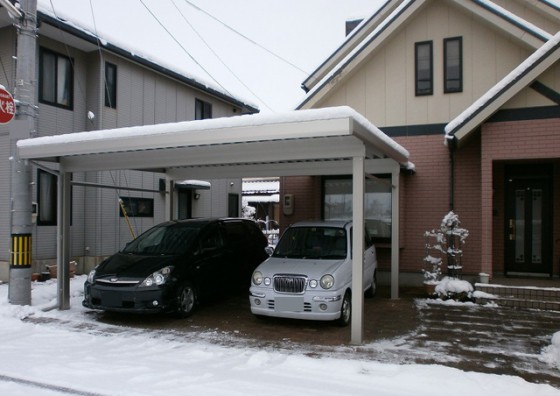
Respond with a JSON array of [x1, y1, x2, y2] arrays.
[[351, 155, 365, 345]]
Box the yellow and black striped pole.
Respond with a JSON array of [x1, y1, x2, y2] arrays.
[[10, 234, 32, 268]]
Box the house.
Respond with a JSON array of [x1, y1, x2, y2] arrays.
[[284, 0, 560, 285], [0, 1, 258, 281]]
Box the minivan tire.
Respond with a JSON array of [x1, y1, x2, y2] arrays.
[[176, 283, 197, 318]]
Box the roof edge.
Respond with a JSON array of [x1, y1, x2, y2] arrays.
[[445, 31, 560, 143], [37, 12, 259, 114]]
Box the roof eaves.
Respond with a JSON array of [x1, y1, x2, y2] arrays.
[[301, 0, 399, 92], [37, 11, 259, 114], [445, 31, 560, 144], [297, 0, 419, 110], [470, 0, 551, 44]]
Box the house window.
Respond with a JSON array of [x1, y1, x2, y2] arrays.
[[37, 170, 58, 225], [195, 99, 212, 120], [444, 37, 462, 93], [228, 193, 239, 217], [39, 47, 73, 109], [119, 197, 154, 218], [415, 41, 433, 96], [104, 62, 117, 108], [323, 176, 392, 242]]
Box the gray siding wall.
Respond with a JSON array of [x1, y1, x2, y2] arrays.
[[0, 28, 248, 277]]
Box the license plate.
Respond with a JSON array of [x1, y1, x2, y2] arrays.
[[102, 291, 122, 307], [275, 297, 303, 312]]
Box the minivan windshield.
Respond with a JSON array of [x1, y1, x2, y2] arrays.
[[273, 226, 347, 259], [122, 224, 200, 255]]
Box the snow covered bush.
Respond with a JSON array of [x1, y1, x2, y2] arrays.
[[242, 204, 256, 220], [423, 211, 472, 300]]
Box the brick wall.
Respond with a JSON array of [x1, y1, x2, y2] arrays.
[[278, 176, 322, 230], [482, 119, 560, 277], [278, 118, 560, 281]]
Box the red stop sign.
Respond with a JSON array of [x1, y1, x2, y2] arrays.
[[0, 87, 15, 124]]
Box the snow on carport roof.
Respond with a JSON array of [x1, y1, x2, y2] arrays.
[[17, 106, 412, 178], [18, 105, 409, 343]]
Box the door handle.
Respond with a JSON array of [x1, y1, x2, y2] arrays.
[[508, 219, 515, 241]]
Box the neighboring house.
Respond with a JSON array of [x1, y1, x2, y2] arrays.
[[0, 3, 258, 280], [287, 0, 560, 285], [242, 177, 279, 223]]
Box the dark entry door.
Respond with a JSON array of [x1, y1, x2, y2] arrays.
[[178, 190, 192, 219], [505, 165, 553, 275]]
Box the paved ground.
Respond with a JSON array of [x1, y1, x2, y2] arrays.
[[89, 286, 560, 388]]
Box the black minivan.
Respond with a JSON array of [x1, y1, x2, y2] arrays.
[[83, 218, 268, 317]]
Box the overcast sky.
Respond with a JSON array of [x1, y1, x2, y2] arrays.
[[40, 0, 386, 113]]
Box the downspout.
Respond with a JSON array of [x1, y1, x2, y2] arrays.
[[448, 136, 456, 212]]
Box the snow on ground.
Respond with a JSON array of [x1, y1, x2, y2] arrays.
[[0, 277, 559, 396]]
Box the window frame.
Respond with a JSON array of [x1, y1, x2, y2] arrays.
[[322, 175, 393, 244], [39, 47, 74, 110], [415, 41, 433, 96], [195, 98, 212, 120], [119, 197, 154, 218], [444, 37, 463, 93], [104, 62, 117, 108], [37, 169, 58, 226]]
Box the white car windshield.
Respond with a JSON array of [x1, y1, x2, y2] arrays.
[[272, 227, 347, 259]]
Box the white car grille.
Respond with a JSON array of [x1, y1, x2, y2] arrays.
[[273, 275, 306, 294]]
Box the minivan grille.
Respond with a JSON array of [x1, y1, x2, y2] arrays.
[[273, 275, 306, 294]]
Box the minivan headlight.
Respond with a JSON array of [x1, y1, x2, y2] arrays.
[[87, 269, 96, 284], [140, 266, 174, 287], [252, 271, 263, 286], [320, 274, 335, 289]]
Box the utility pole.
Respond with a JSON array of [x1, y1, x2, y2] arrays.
[[8, 0, 38, 305]]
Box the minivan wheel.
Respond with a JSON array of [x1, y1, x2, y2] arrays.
[[176, 283, 196, 318], [365, 270, 377, 298], [337, 291, 351, 327]]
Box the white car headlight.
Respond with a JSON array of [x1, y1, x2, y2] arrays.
[[320, 274, 334, 289], [252, 271, 263, 286], [140, 266, 174, 287], [309, 279, 318, 288]]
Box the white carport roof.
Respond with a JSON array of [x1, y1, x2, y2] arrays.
[[17, 106, 411, 345], [17, 106, 411, 176]]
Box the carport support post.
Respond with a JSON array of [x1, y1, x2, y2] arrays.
[[57, 170, 72, 310], [351, 155, 365, 345]]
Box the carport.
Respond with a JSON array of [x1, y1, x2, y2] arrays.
[[17, 106, 411, 344]]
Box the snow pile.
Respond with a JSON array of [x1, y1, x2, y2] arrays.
[[541, 332, 560, 370], [0, 277, 559, 395], [435, 277, 474, 295]]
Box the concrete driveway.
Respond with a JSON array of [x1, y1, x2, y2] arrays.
[[89, 286, 560, 388]]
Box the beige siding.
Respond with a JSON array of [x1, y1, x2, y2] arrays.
[[315, 1, 551, 128]]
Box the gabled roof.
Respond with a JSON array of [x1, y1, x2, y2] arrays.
[[298, 0, 552, 110], [445, 31, 560, 145], [301, 0, 402, 93]]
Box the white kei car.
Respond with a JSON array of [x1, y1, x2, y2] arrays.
[[249, 220, 377, 326]]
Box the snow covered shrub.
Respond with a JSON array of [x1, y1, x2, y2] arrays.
[[423, 211, 471, 299], [242, 204, 256, 220], [424, 211, 469, 279]]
